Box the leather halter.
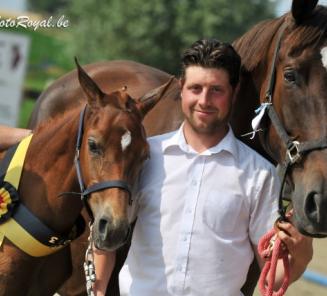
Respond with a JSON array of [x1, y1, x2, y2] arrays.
[[261, 23, 327, 219], [74, 105, 132, 221]]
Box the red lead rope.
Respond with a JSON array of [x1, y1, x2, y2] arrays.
[[258, 228, 290, 296]]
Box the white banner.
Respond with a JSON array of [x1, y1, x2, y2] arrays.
[[0, 31, 29, 126]]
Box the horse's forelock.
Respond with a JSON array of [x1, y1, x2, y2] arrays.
[[286, 5, 327, 56], [233, 5, 327, 71]]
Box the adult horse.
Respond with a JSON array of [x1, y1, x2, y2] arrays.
[[27, 0, 327, 294], [0, 61, 178, 295], [232, 0, 327, 237]]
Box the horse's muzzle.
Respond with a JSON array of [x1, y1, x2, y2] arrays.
[[93, 216, 131, 251]]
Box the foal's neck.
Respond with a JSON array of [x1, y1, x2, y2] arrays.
[[20, 108, 83, 232]]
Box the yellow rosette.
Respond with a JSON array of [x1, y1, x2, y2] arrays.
[[0, 182, 19, 223]]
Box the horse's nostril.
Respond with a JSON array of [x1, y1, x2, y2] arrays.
[[305, 191, 319, 223]]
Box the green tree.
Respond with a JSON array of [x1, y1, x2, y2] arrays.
[[27, 0, 69, 14], [64, 0, 276, 75]]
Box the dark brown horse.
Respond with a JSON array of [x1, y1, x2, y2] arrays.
[[0, 61, 178, 295], [24, 0, 327, 295], [232, 0, 327, 237]]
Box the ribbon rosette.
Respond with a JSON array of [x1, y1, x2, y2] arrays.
[[0, 182, 19, 223]]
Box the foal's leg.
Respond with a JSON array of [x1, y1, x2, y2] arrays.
[[28, 247, 72, 296], [0, 241, 40, 296], [57, 231, 89, 296]]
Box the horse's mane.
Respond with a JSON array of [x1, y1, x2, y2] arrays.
[[233, 5, 327, 71], [233, 16, 285, 71]]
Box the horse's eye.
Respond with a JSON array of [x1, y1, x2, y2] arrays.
[[283, 70, 297, 84], [88, 138, 101, 155]]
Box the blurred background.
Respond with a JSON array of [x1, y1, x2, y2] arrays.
[[0, 0, 327, 295], [0, 0, 289, 128]]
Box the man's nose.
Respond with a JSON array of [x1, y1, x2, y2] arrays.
[[198, 90, 210, 106]]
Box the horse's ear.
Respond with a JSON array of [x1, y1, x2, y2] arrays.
[[291, 0, 318, 24], [136, 76, 176, 118], [75, 57, 104, 108]]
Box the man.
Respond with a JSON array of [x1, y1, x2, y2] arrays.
[[0, 125, 31, 151], [93, 39, 312, 295]]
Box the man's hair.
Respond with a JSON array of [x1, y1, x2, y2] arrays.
[[180, 39, 241, 88]]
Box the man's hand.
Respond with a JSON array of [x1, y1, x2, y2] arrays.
[[254, 211, 313, 291], [0, 126, 32, 151], [276, 213, 313, 283]]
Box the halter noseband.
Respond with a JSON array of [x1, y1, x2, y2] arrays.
[[260, 23, 327, 219], [74, 105, 133, 221]]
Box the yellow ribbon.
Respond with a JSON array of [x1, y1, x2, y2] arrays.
[[0, 135, 64, 256]]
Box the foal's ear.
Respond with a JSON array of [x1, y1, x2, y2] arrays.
[[291, 0, 318, 24], [75, 57, 104, 108], [136, 76, 176, 118]]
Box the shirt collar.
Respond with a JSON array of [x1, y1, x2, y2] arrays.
[[162, 123, 239, 160]]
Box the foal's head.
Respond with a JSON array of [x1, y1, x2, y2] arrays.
[[76, 61, 173, 250]]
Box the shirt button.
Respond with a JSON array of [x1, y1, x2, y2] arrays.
[[191, 180, 197, 186]]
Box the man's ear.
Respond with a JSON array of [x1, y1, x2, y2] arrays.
[[179, 78, 185, 99], [179, 78, 185, 89]]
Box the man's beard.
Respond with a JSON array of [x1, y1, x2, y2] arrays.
[[185, 109, 231, 135]]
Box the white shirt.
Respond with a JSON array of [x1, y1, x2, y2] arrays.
[[120, 125, 279, 296]]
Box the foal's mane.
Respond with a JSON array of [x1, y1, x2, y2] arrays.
[[34, 107, 80, 136], [233, 5, 327, 72]]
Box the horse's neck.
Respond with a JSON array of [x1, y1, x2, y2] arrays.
[[232, 70, 259, 132], [231, 69, 271, 159], [20, 109, 83, 232]]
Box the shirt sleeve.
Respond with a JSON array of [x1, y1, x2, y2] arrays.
[[249, 165, 280, 245]]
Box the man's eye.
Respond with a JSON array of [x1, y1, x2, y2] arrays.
[[190, 85, 201, 92], [211, 86, 221, 92]]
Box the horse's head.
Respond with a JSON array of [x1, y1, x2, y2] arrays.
[[272, 1, 327, 237], [235, 0, 327, 237], [75, 61, 174, 250]]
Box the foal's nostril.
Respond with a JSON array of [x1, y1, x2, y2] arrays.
[[99, 218, 109, 234]]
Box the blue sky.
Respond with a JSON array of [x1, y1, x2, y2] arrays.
[[276, 0, 327, 16], [0, 0, 26, 12]]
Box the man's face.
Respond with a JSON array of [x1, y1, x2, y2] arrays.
[[180, 66, 236, 135]]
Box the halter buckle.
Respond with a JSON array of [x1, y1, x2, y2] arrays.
[[287, 141, 301, 164]]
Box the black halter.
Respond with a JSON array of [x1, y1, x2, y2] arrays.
[[74, 105, 132, 221], [260, 23, 327, 219]]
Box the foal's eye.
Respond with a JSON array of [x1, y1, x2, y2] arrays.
[[283, 69, 297, 84], [88, 138, 101, 155]]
